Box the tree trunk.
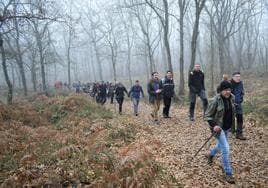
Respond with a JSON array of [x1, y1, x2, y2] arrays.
[[189, 0, 206, 71], [67, 26, 72, 86], [209, 19, 215, 97], [37, 34, 47, 95], [178, 10, 185, 95], [89, 45, 96, 81], [163, 0, 172, 73], [218, 37, 225, 77], [31, 61, 37, 92], [127, 38, 132, 86], [111, 48, 117, 82], [144, 44, 150, 82], [0, 35, 13, 104], [145, 34, 154, 73], [93, 41, 103, 81], [14, 17, 27, 96], [225, 36, 233, 75], [190, 15, 200, 71]]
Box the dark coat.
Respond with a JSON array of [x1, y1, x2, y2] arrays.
[[160, 76, 174, 98], [115, 85, 128, 99], [205, 94, 236, 131], [188, 70, 205, 93], [230, 79, 244, 104], [147, 79, 161, 104]]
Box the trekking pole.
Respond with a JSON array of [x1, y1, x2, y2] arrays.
[[192, 132, 216, 161]]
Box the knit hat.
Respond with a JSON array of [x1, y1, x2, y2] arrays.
[[218, 80, 232, 92]]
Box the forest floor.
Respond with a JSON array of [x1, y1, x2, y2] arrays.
[[0, 73, 267, 187]]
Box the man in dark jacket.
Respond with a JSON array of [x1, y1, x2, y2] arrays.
[[129, 80, 144, 116], [230, 72, 246, 140], [188, 64, 208, 121], [160, 71, 174, 118], [147, 72, 162, 123], [96, 81, 107, 105], [115, 82, 128, 114], [205, 80, 236, 184], [107, 83, 115, 104]]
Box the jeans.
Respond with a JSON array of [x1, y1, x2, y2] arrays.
[[132, 98, 140, 114], [163, 96, 172, 116], [209, 130, 232, 174], [189, 90, 208, 117]]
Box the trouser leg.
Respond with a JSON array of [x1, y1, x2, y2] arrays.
[[163, 97, 171, 116], [117, 97, 124, 113], [189, 92, 196, 118], [200, 90, 208, 115], [153, 99, 160, 120], [132, 98, 139, 114], [111, 94, 114, 104], [209, 130, 232, 174], [236, 113, 243, 135]]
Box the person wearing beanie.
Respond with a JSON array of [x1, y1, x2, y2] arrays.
[[188, 64, 208, 121], [230, 72, 246, 140], [216, 74, 230, 93], [204, 80, 236, 184]]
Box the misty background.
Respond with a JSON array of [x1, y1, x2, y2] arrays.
[[0, 0, 267, 103]]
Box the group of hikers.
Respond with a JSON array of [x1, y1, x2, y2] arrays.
[[147, 64, 246, 184], [58, 63, 245, 184]]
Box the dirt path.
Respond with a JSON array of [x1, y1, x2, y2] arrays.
[[107, 99, 268, 188]]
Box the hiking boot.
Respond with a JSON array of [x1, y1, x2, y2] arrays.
[[225, 174, 235, 184], [154, 119, 160, 125], [163, 114, 168, 118], [206, 154, 214, 165], [236, 134, 246, 140], [189, 116, 194, 121]]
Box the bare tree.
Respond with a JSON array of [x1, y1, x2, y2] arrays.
[[80, 2, 105, 81], [205, 0, 256, 75], [102, 9, 121, 82], [144, 0, 173, 73], [127, 1, 161, 74], [189, 0, 206, 72], [4, 3, 28, 96], [178, 0, 189, 95], [118, 6, 135, 85], [0, 0, 58, 103]]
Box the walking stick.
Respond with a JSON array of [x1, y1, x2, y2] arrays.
[[192, 132, 217, 161]]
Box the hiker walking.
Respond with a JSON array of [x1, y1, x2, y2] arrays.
[[188, 64, 208, 121], [205, 80, 236, 184], [115, 82, 128, 114], [160, 71, 174, 118], [96, 81, 107, 105], [230, 72, 246, 140], [147, 72, 162, 123], [107, 83, 115, 104], [128, 80, 145, 116]]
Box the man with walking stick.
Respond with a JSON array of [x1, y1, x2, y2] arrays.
[[204, 80, 236, 184]]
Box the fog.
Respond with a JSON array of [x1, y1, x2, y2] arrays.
[[0, 0, 267, 100]]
